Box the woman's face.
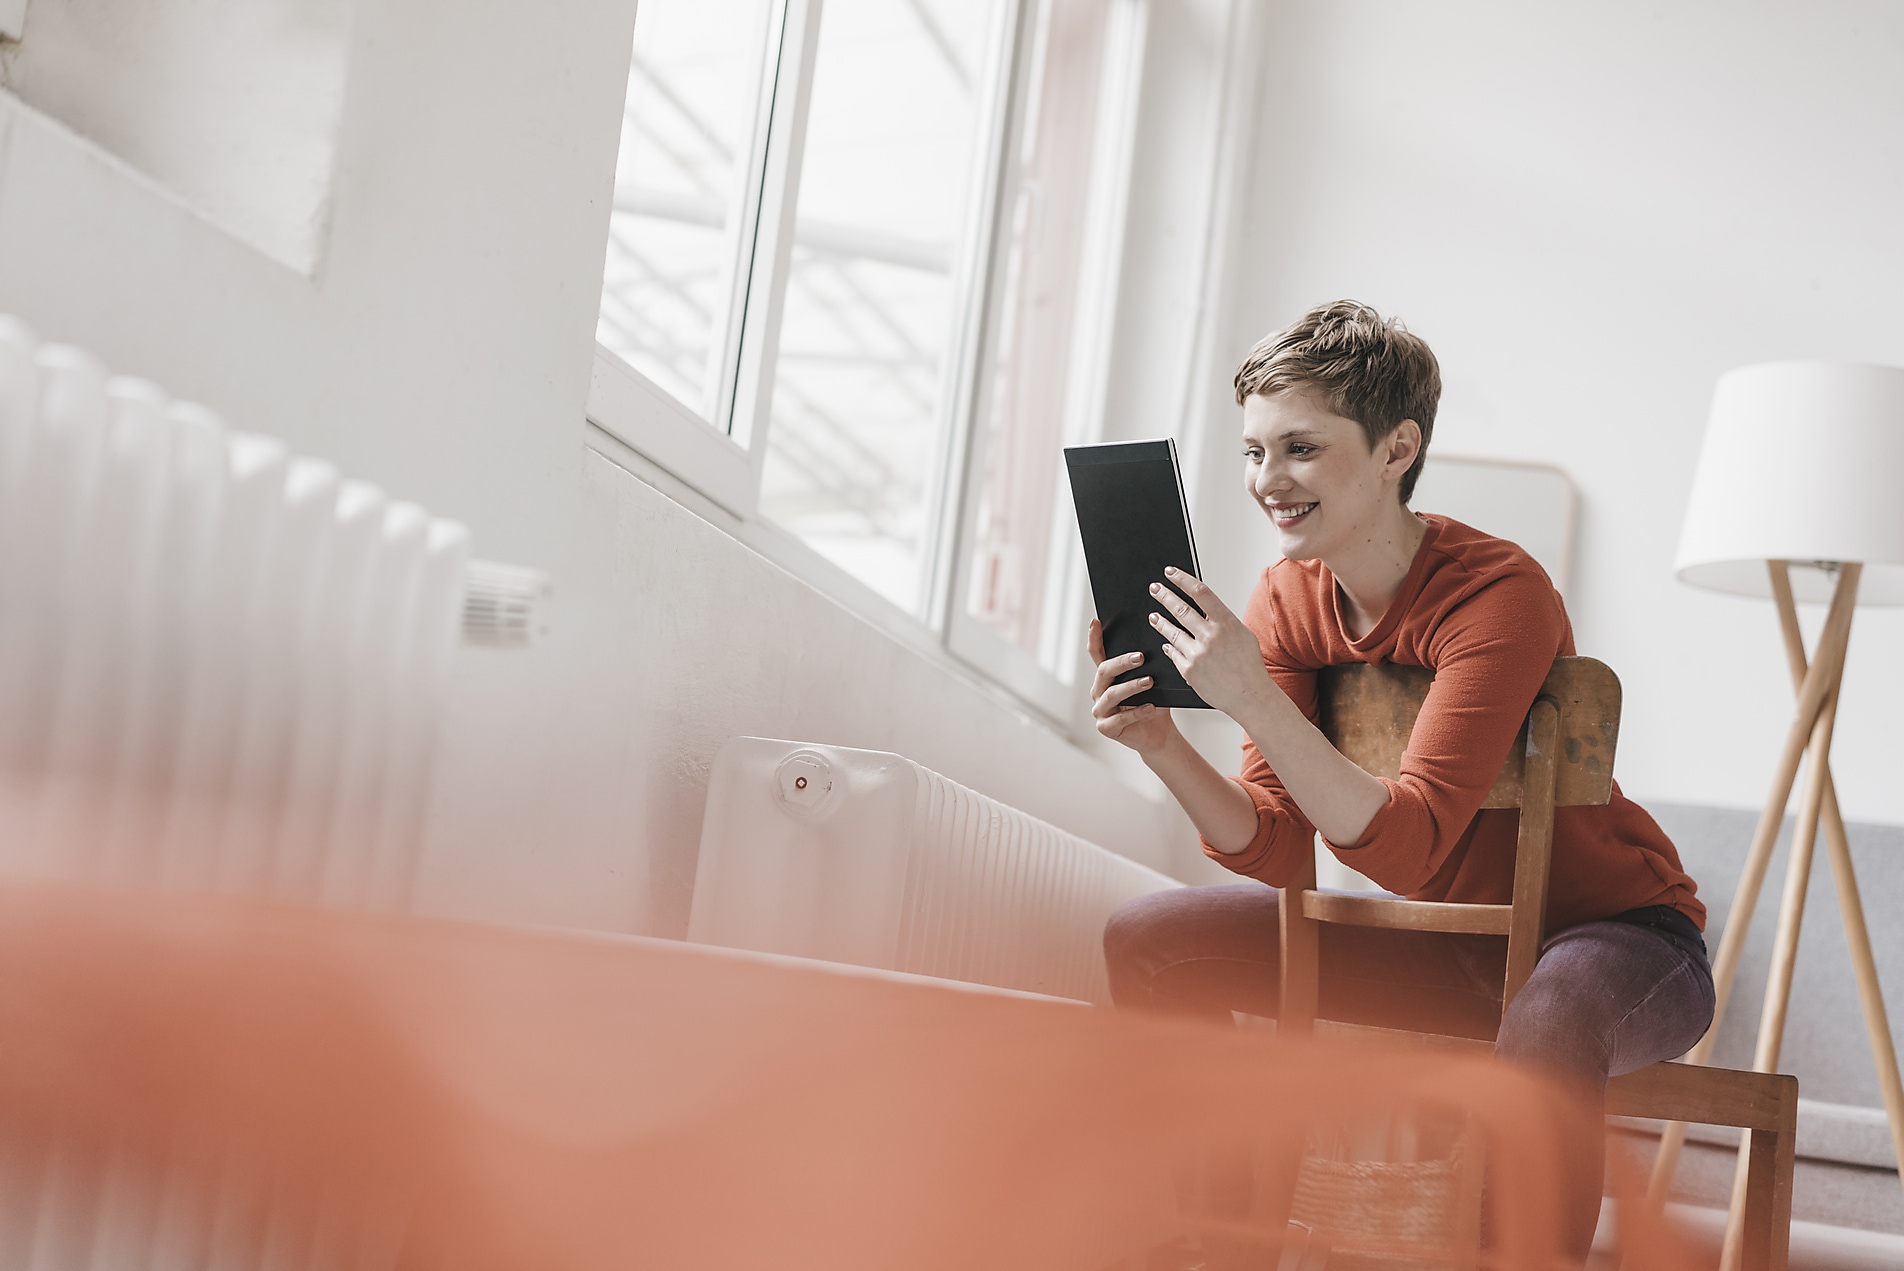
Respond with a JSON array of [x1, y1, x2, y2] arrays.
[[1241, 388, 1418, 562]]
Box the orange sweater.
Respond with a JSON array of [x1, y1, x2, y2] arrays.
[[1205, 515, 1705, 933]]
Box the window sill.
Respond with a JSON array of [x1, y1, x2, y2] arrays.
[[587, 350, 757, 518], [583, 417, 1100, 735], [584, 348, 1094, 732]]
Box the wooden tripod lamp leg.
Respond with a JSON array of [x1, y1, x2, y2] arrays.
[[1721, 657, 1842, 1271], [1771, 562, 1904, 1195], [1646, 564, 1861, 1206], [1773, 565, 1904, 1200], [1716, 564, 1867, 1271], [1816, 777, 1904, 1197], [1644, 566, 1857, 1201]]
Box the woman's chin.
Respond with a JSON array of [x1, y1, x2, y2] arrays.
[[1272, 527, 1325, 561]]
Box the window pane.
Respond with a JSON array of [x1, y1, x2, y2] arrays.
[[599, 0, 776, 424], [965, 0, 1112, 673], [756, 0, 1003, 614]]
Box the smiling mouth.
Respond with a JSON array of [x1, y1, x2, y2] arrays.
[[1269, 502, 1317, 525]]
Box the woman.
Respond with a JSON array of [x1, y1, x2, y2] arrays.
[[1094, 300, 1714, 1251]]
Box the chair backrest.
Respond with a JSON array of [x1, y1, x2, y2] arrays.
[[1315, 656, 1622, 810], [1294, 655, 1626, 1012]]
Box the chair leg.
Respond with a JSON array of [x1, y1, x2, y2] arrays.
[[1279, 854, 1319, 1037], [1726, 1111, 1794, 1271]]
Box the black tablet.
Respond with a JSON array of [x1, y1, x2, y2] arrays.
[[1064, 438, 1210, 710]]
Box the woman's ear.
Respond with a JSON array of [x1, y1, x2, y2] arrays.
[[1384, 420, 1422, 479]]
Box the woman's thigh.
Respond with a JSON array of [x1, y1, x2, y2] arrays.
[[1103, 883, 1503, 1036], [1497, 919, 1716, 1090]]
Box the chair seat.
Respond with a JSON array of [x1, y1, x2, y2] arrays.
[[1605, 1062, 1797, 1135]]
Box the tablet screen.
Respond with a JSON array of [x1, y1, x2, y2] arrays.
[[1065, 439, 1210, 710]]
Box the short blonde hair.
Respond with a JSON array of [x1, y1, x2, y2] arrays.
[[1233, 300, 1440, 503]]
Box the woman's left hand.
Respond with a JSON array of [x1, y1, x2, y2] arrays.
[[1148, 568, 1274, 717]]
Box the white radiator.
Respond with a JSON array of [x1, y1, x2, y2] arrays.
[[0, 316, 479, 909], [689, 737, 1182, 1004]]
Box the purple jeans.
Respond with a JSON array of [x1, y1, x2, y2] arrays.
[[1103, 882, 1716, 1251]]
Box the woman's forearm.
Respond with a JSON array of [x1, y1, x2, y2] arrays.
[[1141, 730, 1261, 854], [1138, 571, 1393, 851], [1227, 683, 1391, 848]]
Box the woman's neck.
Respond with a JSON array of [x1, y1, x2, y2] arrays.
[[1329, 503, 1429, 640]]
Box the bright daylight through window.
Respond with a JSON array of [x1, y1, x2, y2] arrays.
[[596, 0, 1135, 718], [598, 0, 770, 426]]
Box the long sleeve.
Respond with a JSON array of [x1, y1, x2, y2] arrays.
[[1195, 516, 1703, 930], [1325, 572, 1565, 892], [1198, 660, 1324, 887], [1196, 568, 1333, 886], [1203, 565, 1566, 895]]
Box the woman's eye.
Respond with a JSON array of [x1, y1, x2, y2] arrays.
[[1288, 444, 1316, 457]]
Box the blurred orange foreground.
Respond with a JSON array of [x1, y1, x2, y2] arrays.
[[0, 885, 1700, 1270]]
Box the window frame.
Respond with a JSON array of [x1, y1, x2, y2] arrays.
[[588, 0, 823, 521], [941, 0, 1151, 720], [586, 0, 1154, 728]]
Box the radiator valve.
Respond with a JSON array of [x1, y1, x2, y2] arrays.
[[773, 751, 840, 824]]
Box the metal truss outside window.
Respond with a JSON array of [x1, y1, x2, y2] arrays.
[[589, 0, 1148, 723]]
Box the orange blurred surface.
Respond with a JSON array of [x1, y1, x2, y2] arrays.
[[0, 885, 1701, 1270]]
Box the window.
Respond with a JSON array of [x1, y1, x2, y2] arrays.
[[597, 0, 773, 426], [591, 0, 1146, 720]]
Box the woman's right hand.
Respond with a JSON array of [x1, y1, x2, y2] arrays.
[[1088, 619, 1180, 755]]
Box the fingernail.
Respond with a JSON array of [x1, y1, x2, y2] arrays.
[[1165, 566, 1177, 576], [1149, 583, 1161, 593]]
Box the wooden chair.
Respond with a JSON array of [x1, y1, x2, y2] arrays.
[[1278, 657, 1797, 1271]]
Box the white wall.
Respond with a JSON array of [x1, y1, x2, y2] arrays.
[[1193, 0, 1904, 826], [0, 0, 353, 269], [0, 0, 1240, 940]]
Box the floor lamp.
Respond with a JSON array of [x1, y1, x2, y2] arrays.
[[1657, 361, 1904, 1270]]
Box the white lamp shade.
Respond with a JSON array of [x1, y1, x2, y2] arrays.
[[1675, 361, 1904, 605]]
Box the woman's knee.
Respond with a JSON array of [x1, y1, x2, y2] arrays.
[[1495, 967, 1614, 1085], [1103, 891, 1161, 966], [1496, 920, 1713, 1087], [1104, 887, 1205, 980], [1102, 883, 1281, 1013]]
